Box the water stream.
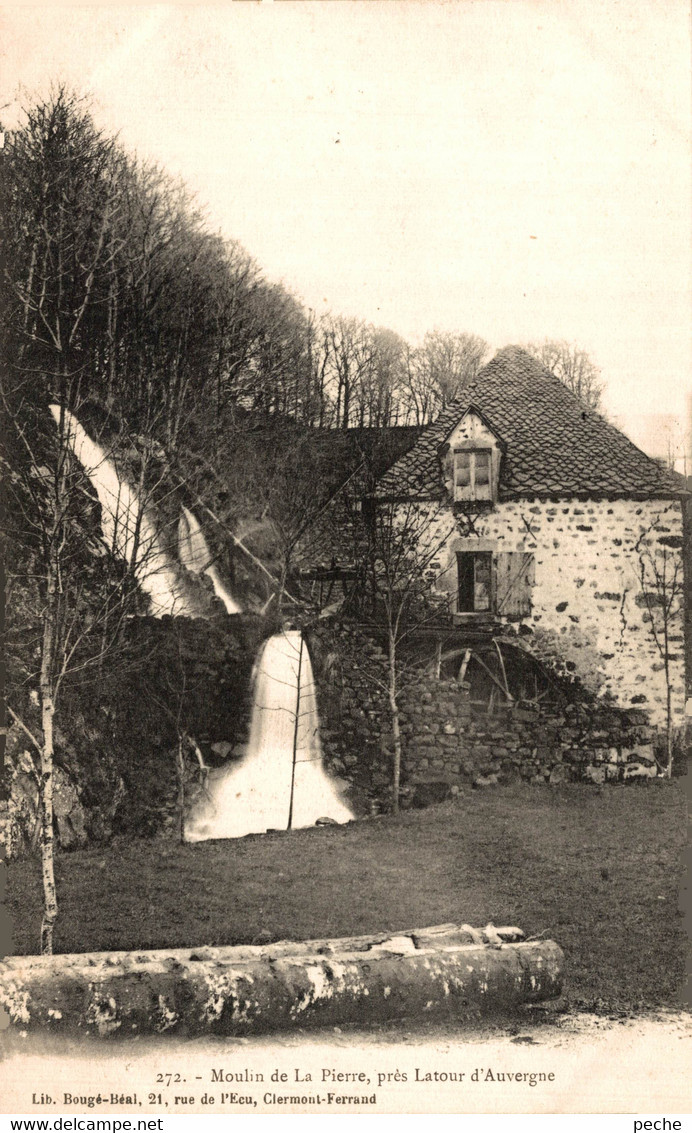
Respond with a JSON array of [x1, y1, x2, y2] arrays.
[[185, 631, 353, 840], [52, 408, 347, 839], [52, 407, 217, 617], [178, 506, 241, 615]]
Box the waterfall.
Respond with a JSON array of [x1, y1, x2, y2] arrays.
[[178, 506, 241, 615], [185, 631, 353, 840], [51, 405, 198, 617]]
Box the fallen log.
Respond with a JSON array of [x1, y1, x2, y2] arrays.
[[0, 923, 564, 1037]]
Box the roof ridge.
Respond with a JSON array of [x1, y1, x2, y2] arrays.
[[493, 348, 681, 484], [374, 345, 682, 500]]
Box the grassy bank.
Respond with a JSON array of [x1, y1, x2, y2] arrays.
[[5, 781, 688, 1013]]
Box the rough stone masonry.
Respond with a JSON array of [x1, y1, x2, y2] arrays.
[[422, 496, 685, 729], [314, 493, 686, 799]]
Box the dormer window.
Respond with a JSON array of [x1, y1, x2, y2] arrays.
[[441, 409, 502, 506], [453, 448, 493, 502]]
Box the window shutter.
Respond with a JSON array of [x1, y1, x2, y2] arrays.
[[454, 452, 471, 495], [475, 450, 490, 487], [494, 552, 535, 616]]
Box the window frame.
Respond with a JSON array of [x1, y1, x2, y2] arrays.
[[454, 549, 535, 619], [452, 447, 494, 502], [456, 550, 493, 613]]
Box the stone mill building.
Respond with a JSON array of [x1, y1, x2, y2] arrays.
[[312, 346, 690, 793]]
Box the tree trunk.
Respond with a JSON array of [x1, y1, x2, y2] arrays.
[[176, 736, 186, 843], [275, 561, 288, 618], [341, 379, 350, 430], [1, 930, 565, 1035], [662, 600, 673, 777], [388, 632, 402, 814], [287, 635, 304, 830], [665, 674, 674, 779], [39, 592, 58, 956]]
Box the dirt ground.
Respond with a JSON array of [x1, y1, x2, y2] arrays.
[[2, 1008, 690, 1114]]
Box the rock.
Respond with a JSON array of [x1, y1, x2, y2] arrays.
[[631, 744, 655, 764], [88, 776, 126, 845], [514, 708, 539, 723], [473, 773, 499, 788], [584, 765, 606, 784], [251, 930, 274, 946], [410, 781, 452, 808], [1, 750, 40, 859], [549, 764, 567, 785], [53, 767, 88, 850], [624, 709, 649, 727], [210, 741, 234, 759], [623, 762, 657, 780]]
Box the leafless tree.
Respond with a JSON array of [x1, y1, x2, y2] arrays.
[[353, 499, 453, 811], [321, 314, 377, 429], [400, 331, 489, 424], [1, 396, 184, 951], [524, 339, 604, 412], [634, 533, 684, 778]]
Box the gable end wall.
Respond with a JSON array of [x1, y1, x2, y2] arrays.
[[412, 496, 685, 730]]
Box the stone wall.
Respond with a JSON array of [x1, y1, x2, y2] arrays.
[[1, 614, 269, 858], [312, 624, 667, 807], [394, 676, 659, 790], [415, 497, 686, 729]]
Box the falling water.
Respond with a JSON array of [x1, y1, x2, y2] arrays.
[[178, 506, 241, 615], [185, 631, 353, 840], [50, 405, 198, 617]]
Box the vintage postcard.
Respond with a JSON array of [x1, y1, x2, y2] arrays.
[[1, 0, 690, 1120]]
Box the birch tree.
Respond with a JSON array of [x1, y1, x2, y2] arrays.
[[634, 537, 684, 777], [356, 499, 452, 812], [1, 90, 184, 951], [1, 398, 159, 951]]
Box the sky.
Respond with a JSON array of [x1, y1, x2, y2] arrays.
[[1, 1, 690, 457]]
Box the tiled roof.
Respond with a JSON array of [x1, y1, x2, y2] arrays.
[[292, 425, 422, 572], [312, 425, 423, 486], [376, 346, 683, 500]]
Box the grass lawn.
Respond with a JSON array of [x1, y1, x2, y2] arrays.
[[5, 781, 688, 1014]]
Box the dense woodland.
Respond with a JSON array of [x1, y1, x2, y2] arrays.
[[0, 90, 491, 443], [0, 88, 603, 437]]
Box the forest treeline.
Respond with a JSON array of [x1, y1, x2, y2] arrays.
[[1, 88, 602, 452], [1, 88, 490, 449]]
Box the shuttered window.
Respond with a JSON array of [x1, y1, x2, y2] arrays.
[[493, 552, 535, 617], [456, 551, 534, 616], [453, 449, 493, 501], [457, 552, 492, 612]]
